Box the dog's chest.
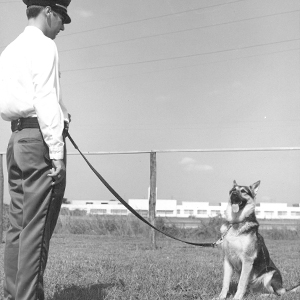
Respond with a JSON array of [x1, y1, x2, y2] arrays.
[[222, 226, 258, 270]]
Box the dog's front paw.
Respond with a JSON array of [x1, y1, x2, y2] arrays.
[[233, 293, 244, 300], [212, 291, 227, 299]]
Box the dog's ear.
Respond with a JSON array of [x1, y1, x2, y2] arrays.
[[250, 180, 260, 197], [233, 180, 237, 186]]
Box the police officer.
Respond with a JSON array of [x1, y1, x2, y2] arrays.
[[0, 1, 72, 299]]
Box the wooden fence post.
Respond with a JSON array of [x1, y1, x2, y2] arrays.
[[0, 154, 4, 243], [149, 151, 157, 249]]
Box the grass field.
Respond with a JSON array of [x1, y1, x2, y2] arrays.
[[1, 234, 300, 300]]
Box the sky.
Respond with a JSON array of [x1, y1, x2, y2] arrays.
[[0, 0, 300, 205]]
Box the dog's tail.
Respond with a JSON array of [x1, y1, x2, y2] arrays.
[[275, 283, 300, 296], [286, 283, 300, 293]]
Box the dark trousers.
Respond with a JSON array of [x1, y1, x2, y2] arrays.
[[4, 128, 66, 300]]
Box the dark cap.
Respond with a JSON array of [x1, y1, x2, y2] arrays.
[[23, 0, 71, 24]]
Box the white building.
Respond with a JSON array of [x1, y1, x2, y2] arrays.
[[62, 199, 128, 215], [176, 201, 228, 218], [255, 202, 300, 219], [128, 199, 177, 217], [61, 199, 300, 220]]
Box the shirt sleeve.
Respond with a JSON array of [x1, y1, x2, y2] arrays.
[[31, 40, 65, 160]]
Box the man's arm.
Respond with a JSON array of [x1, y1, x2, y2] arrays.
[[32, 39, 65, 160], [32, 39, 67, 184]]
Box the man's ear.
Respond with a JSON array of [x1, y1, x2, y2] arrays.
[[44, 6, 53, 27], [44, 6, 52, 17]]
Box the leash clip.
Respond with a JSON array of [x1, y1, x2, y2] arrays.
[[214, 223, 233, 247], [214, 237, 224, 246]]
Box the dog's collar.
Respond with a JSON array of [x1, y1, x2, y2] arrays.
[[215, 224, 233, 245], [229, 219, 258, 226], [216, 220, 259, 243], [229, 219, 259, 236], [228, 220, 246, 225]]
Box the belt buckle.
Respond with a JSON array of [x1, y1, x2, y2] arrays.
[[63, 121, 69, 138], [16, 118, 22, 131], [64, 121, 69, 131]]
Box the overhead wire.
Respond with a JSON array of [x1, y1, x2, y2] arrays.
[[1, 0, 299, 85], [59, 0, 248, 37], [59, 9, 300, 53], [62, 38, 300, 72], [0, 0, 248, 50], [62, 47, 299, 85], [57, 3, 300, 74]]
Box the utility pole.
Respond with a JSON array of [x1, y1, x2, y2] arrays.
[[149, 152, 157, 249], [0, 154, 4, 243]]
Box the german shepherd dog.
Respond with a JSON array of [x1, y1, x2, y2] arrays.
[[215, 180, 300, 299]]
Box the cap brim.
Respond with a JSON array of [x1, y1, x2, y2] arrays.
[[52, 7, 71, 24], [62, 12, 71, 24]]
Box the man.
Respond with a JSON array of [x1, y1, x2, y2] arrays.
[[0, 1, 72, 299]]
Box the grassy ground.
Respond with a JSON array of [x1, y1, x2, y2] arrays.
[[0, 235, 300, 300]]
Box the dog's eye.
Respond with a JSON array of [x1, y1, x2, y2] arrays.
[[240, 188, 253, 197]]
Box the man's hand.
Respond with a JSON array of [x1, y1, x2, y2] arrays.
[[47, 159, 66, 185]]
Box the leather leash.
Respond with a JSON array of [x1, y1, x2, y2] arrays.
[[66, 132, 217, 248]]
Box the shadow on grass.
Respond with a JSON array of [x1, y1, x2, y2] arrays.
[[228, 282, 238, 298], [49, 283, 117, 300]]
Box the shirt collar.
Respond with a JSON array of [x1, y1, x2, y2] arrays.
[[24, 26, 45, 36]]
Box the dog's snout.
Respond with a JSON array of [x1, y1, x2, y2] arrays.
[[230, 192, 241, 204], [231, 190, 239, 197]]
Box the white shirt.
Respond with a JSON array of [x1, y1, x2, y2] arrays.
[[0, 26, 69, 159]]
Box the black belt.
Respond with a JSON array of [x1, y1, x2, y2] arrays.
[[11, 117, 39, 132], [11, 117, 69, 134]]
